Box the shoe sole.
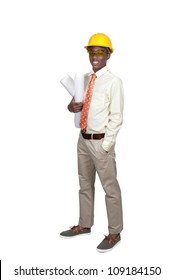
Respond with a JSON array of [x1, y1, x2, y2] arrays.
[[96, 240, 121, 253], [59, 232, 91, 239]]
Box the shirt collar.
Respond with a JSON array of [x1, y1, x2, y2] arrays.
[[88, 66, 108, 78]]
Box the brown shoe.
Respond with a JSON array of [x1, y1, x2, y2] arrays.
[[60, 225, 91, 238], [97, 233, 121, 252]]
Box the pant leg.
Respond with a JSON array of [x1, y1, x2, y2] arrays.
[[88, 139, 123, 234], [77, 134, 96, 228]]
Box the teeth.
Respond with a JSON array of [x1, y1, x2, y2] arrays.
[[93, 61, 98, 65]]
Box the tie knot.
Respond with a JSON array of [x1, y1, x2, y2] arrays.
[[91, 73, 97, 80]]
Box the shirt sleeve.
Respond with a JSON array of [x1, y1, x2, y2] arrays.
[[102, 78, 124, 151]]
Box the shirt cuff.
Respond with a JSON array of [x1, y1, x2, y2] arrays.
[[102, 139, 115, 152]]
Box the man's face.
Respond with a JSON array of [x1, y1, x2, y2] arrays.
[[87, 46, 110, 72]]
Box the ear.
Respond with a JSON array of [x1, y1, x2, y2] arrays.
[[107, 53, 111, 60]]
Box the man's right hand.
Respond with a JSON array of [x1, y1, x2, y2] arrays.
[[67, 98, 83, 113]]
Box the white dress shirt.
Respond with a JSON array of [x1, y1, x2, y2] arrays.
[[84, 66, 124, 151]]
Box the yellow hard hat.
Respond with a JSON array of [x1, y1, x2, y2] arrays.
[[85, 33, 114, 53]]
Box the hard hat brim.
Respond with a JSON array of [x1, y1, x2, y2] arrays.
[[84, 45, 114, 53]]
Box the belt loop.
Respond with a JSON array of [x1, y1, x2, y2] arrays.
[[91, 133, 93, 140]]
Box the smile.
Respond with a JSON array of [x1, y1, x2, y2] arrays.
[[92, 61, 99, 65]]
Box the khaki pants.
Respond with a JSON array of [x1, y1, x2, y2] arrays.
[[77, 133, 123, 234]]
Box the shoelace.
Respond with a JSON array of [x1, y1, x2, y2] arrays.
[[104, 234, 120, 244], [70, 225, 86, 233]]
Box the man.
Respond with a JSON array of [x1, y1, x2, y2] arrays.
[[60, 33, 124, 253]]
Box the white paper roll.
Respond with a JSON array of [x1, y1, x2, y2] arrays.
[[60, 74, 75, 97], [60, 73, 84, 128], [74, 74, 84, 127], [74, 112, 81, 128], [74, 74, 84, 102]]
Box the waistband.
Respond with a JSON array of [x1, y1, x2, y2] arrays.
[[81, 132, 105, 140]]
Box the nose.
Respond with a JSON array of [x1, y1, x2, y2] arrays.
[[92, 53, 98, 59]]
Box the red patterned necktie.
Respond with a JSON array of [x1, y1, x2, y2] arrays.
[[80, 73, 97, 133]]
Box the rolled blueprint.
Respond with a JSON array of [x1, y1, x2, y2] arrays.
[[60, 73, 84, 128], [60, 74, 75, 97], [74, 74, 84, 128]]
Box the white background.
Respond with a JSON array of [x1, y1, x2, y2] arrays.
[[0, 0, 173, 279]]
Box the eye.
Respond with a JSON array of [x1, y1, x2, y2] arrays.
[[88, 50, 106, 57]]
